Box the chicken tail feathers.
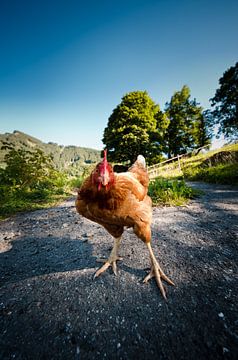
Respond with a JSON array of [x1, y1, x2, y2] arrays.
[[127, 154, 149, 188], [137, 155, 146, 168]]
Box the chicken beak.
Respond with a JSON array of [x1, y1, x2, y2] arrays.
[[101, 173, 110, 186]]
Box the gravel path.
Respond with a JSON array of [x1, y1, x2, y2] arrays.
[[0, 182, 237, 360]]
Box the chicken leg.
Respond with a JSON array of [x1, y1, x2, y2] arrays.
[[143, 242, 175, 299], [94, 237, 122, 278]]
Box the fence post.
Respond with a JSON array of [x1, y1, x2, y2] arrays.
[[178, 155, 181, 171]]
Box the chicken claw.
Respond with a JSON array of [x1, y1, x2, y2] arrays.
[[94, 256, 123, 278], [143, 242, 175, 299], [94, 237, 122, 278]]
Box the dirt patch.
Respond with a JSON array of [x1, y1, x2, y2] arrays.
[[0, 182, 237, 359]]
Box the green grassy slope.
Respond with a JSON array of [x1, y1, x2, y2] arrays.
[[149, 143, 238, 185]]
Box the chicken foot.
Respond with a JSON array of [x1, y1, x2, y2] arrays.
[[143, 242, 175, 299], [94, 237, 122, 277]]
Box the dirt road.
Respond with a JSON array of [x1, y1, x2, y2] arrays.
[[0, 182, 237, 359]]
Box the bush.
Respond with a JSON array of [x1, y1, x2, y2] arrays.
[[148, 178, 198, 206], [68, 176, 84, 189], [0, 145, 71, 218]]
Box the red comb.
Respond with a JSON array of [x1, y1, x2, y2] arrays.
[[103, 149, 107, 160]]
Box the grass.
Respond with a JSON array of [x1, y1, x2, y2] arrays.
[[182, 163, 238, 184], [181, 144, 238, 185], [149, 143, 238, 185], [148, 178, 200, 206], [0, 176, 83, 220], [0, 192, 71, 220], [148, 143, 238, 206]]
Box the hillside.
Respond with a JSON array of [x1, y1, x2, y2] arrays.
[[0, 131, 101, 175], [148, 143, 238, 185]]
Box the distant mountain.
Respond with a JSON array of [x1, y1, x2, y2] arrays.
[[0, 130, 101, 175]]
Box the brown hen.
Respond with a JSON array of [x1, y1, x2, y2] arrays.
[[75, 150, 174, 298]]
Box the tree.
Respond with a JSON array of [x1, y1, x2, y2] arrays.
[[0, 144, 69, 216], [0, 144, 54, 190], [164, 85, 210, 157], [193, 111, 211, 149], [102, 91, 167, 165], [0, 144, 68, 202], [210, 62, 238, 139]]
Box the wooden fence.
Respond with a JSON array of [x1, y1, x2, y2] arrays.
[[147, 144, 210, 179]]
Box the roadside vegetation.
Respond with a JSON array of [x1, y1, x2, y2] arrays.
[[148, 178, 200, 206], [181, 144, 238, 185], [149, 143, 238, 185], [147, 143, 237, 205], [1, 142, 237, 218], [0, 145, 71, 219]]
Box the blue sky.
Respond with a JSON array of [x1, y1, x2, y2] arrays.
[[0, 0, 237, 149]]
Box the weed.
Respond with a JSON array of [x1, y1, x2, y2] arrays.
[[148, 178, 199, 206]]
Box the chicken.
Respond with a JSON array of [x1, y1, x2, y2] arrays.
[[75, 150, 174, 298]]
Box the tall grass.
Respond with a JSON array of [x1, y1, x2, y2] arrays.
[[148, 178, 199, 206]]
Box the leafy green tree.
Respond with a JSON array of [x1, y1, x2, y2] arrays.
[[0, 144, 68, 203], [164, 85, 210, 157], [152, 110, 170, 163], [102, 91, 166, 165], [0, 144, 71, 217], [1, 144, 54, 190], [210, 62, 238, 139], [193, 111, 211, 149]]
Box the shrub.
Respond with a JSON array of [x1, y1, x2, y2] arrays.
[[148, 178, 198, 206], [0, 145, 70, 218]]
